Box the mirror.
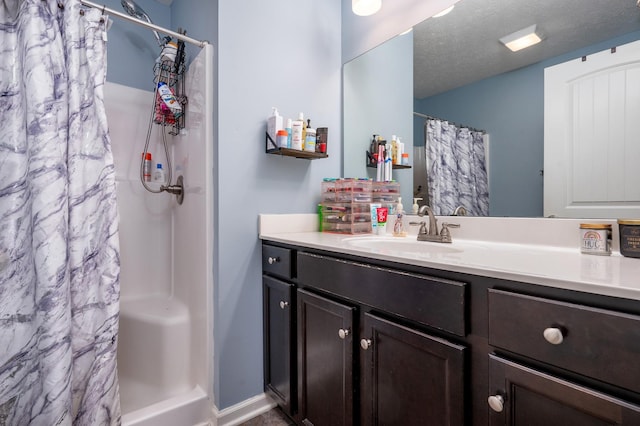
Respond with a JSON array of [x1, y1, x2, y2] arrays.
[[343, 0, 640, 217]]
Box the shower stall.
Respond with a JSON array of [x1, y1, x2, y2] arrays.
[[97, 1, 215, 424], [105, 45, 214, 424]]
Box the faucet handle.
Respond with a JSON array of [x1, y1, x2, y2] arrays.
[[409, 221, 428, 235], [440, 222, 460, 243]]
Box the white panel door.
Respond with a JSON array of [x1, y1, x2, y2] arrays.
[[544, 39, 640, 218]]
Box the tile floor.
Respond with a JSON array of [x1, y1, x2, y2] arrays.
[[239, 407, 295, 426]]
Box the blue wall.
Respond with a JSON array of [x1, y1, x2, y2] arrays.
[[343, 31, 414, 209], [101, 0, 171, 90], [415, 30, 640, 217], [215, 0, 342, 410]]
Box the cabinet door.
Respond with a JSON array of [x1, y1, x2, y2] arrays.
[[488, 355, 640, 425], [361, 313, 466, 426], [263, 275, 295, 415], [297, 289, 355, 426]]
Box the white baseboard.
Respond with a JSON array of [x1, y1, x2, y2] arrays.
[[211, 393, 276, 426]]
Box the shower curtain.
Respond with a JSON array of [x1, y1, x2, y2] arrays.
[[0, 0, 120, 424], [425, 119, 489, 216]]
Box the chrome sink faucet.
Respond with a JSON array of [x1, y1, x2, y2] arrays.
[[410, 205, 460, 243]]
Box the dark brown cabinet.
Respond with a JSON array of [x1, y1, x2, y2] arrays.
[[297, 289, 355, 426], [487, 289, 640, 425], [262, 242, 640, 425], [488, 355, 640, 425], [262, 244, 296, 416], [361, 313, 466, 426], [263, 275, 295, 415]]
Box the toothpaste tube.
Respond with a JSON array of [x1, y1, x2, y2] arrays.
[[157, 82, 182, 118]]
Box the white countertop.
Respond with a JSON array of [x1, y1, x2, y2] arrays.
[[259, 214, 640, 301]]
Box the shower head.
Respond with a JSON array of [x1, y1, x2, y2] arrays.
[[121, 0, 162, 46]]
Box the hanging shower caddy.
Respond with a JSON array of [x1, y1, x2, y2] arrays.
[[140, 36, 188, 204], [153, 45, 187, 136]]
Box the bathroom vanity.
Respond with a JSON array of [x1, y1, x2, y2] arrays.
[[260, 215, 640, 425]]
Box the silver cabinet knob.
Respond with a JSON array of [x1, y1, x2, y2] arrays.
[[279, 301, 288, 309], [488, 395, 504, 413], [360, 339, 372, 350], [338, 328, 350, 339], [268, 256, 280, 265], [543, 327, 564, 345]]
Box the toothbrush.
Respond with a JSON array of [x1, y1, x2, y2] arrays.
[[377, 144, 384, 182], [384, 145, 392, 181]]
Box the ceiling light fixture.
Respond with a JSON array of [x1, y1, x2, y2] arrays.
[[499, 25, 542, 52], [433, 5, 455, 18], [352, 0, 381, 16]]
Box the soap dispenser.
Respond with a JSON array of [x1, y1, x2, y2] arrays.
[[412, 197, 423, 214], [393, 197, 407, 237]]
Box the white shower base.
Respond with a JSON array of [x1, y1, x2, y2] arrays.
[[118, 296, 211, 425]]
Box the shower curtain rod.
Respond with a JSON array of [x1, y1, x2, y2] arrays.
[[79, 0, 208, 48], [413, 111, 486, 134]]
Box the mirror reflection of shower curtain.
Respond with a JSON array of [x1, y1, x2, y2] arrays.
[[425, 119, 489, 216]]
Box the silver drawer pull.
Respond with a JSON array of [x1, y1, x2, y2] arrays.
[[543, 327, 564, 345], [279, 301, 288, 309], [487, 395, 504, 412], [338, 328, 350, 339], [268, 256, 280, 265], [360, 339, 372, 350]]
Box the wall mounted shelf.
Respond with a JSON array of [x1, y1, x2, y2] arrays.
[[266, 133, 328, 160], [365, 152, 411, 169]]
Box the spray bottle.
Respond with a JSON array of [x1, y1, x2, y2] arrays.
[[142, 152, 152, 182]]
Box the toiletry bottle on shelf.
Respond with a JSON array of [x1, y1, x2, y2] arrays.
[[305, 127, 316, 152], [412, 197, 422, 214], [285, 118, 292, 148], [153, 163, 166, 183], [267, 107, 283, 143], [391, 135, 398, 165], [291, 115, 304, 150], [143, 152, 152, 182], [402, 152, 409, 166], [393, 197, 407, 237], [276, 130, 289, 148], [301, 115, 308, 150]]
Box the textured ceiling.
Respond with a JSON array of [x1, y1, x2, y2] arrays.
[[414, 0, 640, 99]]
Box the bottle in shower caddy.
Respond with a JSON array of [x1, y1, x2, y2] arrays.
[[152, 163, 166, 183], [157, 82, 183, 119]]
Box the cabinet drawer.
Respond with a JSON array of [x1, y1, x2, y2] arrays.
[[297, 252, 467, 336], [262, 244, 293, 280], [488, 289, 640, 394]]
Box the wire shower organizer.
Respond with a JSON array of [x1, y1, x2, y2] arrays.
[[153, 55, 187, 135], [139, 38, 188, 205]]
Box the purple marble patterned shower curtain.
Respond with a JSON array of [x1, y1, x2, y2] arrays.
[[426, 119, 489, 216], [0, 0, 121, 424]]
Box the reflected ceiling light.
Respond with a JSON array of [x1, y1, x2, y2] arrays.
[[352, 0, 382, 16], [499, 24, 542, 52], [433, 5, 455, 18]]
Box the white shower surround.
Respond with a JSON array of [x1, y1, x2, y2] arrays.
[[105, 45, 214, 425]]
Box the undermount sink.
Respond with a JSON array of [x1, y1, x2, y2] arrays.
[[342, 236, 463, 254]]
